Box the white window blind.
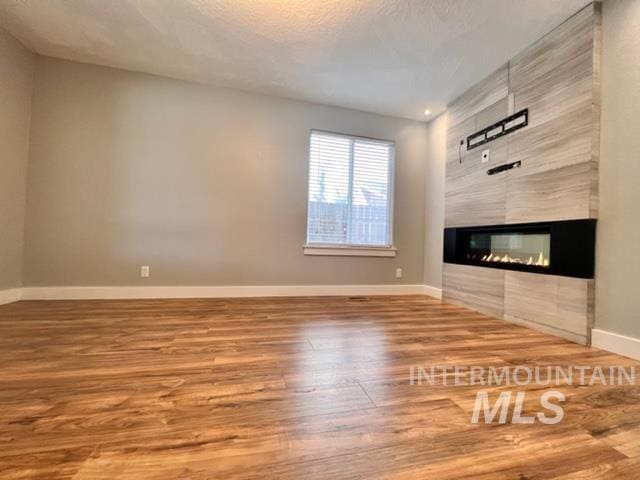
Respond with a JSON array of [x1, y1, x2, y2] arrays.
[[306, 130, 394, 248]]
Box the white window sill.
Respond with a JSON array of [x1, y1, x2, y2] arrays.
[[303, 245, 397, 257]]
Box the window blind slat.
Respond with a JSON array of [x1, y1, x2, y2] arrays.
[[306, 131, 394, 247]]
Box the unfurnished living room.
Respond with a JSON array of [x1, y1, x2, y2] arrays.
[[1, 0, 639, 478]]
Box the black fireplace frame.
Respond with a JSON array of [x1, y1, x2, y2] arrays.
[[443, 219, 596, 279]]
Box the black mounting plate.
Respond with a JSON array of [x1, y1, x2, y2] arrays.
[[467, 108, 528, 151]]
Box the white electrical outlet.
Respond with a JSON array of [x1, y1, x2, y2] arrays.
[[140, 265, 150, 278], [395, 268, 403, 279], [481, 149, 490, 163]]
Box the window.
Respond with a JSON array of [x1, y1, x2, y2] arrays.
[[305, 130, 395, 255]]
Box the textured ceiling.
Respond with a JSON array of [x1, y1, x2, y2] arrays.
[[0, 0, 591, 120]]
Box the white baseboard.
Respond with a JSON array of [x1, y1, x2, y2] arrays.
[[2, 284, 443, 304], [421, 284, 442, 300], [0, 288, 22, 306], [19, 284, 443, 301], [591, 328, 640, 361]]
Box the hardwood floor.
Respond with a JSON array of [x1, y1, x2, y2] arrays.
[[0, 295, 639, 479]]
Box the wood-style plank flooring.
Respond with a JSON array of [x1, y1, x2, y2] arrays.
[[0, 295, 639, 479]]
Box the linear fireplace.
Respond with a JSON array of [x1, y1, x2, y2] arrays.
[[443, 219, 596, 279]]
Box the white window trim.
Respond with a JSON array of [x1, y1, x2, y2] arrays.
[[305, 129, 396, 252], [303, 244, 397, 257]]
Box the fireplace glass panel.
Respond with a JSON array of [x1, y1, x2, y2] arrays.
[[467, 232, 550, 268], [444, 220, 596, 278]]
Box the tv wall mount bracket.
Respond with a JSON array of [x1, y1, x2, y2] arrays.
[[466, 108, 528, 151]]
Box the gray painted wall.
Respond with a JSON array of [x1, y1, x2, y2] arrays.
[[0, 28, 33, 289], [423, 113, 446, 289], [595, 0, 640, 338], [24, 57, 428, 287]]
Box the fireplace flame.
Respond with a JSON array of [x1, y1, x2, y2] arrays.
[[480, 252, 549, 267]]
